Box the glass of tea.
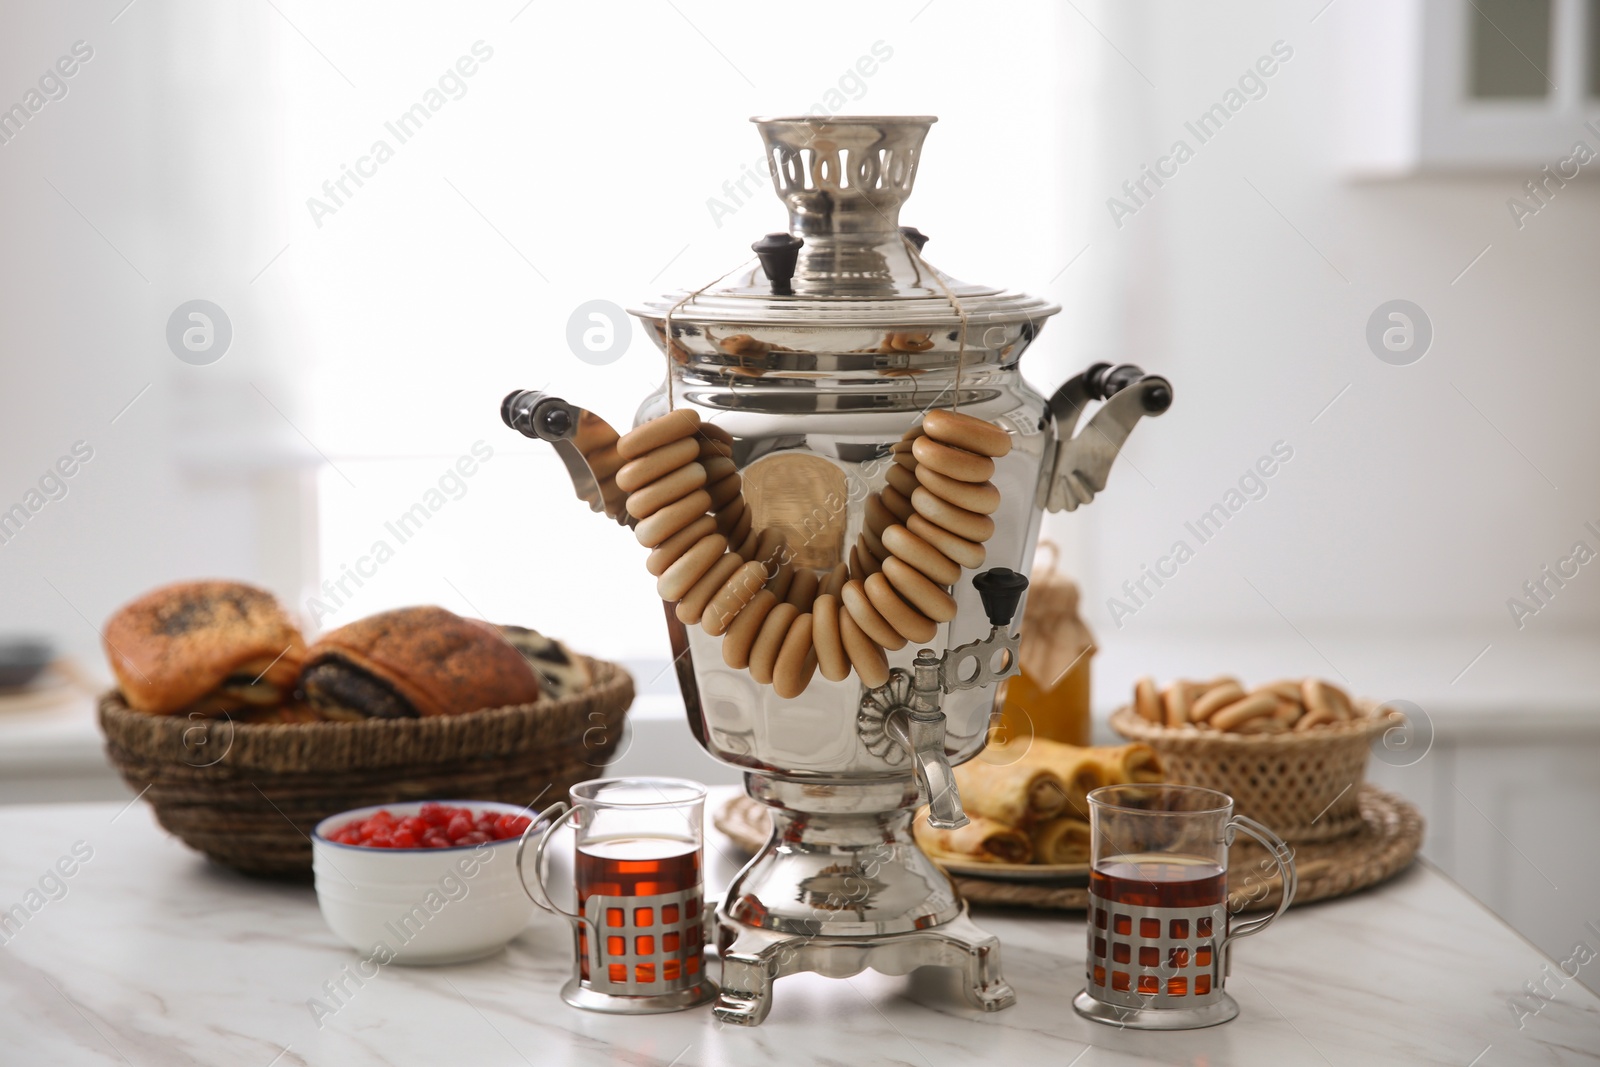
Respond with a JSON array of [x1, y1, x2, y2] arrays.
[[517, 777, 716, 1013], [1073, 784, 1296, 1030]]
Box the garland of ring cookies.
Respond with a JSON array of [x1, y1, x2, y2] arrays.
[[568, 405, 1011, 697]]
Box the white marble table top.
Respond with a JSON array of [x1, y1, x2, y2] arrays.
[[2, 791, 1597, 1067]]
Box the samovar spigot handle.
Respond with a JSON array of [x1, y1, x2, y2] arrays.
[[971, 569, 1029, 629], [937, 569, 1028, 694], [501, 389, 629, 525], [1043, 363, 1173, 513]]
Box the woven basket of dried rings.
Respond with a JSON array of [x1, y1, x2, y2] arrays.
[[1111, 701, 1399, 842]]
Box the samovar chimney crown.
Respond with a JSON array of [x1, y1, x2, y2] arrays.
[[633, 114, 1059, 313], [751, 115, 936, 239], [744, 115, 943, 299]]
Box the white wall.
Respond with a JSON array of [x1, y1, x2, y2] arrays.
[[1048, 0, 1600, 670], [0, 3, 314, 673]]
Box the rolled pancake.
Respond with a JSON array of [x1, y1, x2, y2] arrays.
[[1013, 738, 1109, 821], [913, 811, 1032, 864], [1031, 817, 1091, 865], [951, 759, 1067, 826], [1086, 743, 1165, 785]]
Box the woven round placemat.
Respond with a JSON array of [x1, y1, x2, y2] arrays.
[[714, 783, 1423, 913], [99, 655, 633, 879]]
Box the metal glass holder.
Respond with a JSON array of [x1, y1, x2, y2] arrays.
[[518, 800, 717, 1015]]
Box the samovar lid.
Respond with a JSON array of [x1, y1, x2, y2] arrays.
[[629, 116, 1060, 331]]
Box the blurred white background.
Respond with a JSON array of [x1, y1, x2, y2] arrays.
[[2, 0, 1596, 666], [0, 0, 1597, 984]]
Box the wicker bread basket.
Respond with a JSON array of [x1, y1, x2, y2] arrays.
[[1110, 700, 1398, 842], [98, 655, 633, 878]]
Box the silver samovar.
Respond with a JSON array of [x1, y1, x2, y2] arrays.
[[503, 116, 1171, 1025]]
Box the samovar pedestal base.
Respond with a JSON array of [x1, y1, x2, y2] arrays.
[[713, 903, 1015, 1026], [710, 773, 1016, 1026]]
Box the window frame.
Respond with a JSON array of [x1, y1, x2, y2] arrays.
[[1342, 0, 1600, 173]]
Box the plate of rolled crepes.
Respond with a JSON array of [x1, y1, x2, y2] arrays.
[[911, 739, 1165, 882]]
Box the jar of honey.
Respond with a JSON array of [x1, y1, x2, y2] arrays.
[[992, 545, 1094, 748], [996, 652, 1093, 747]]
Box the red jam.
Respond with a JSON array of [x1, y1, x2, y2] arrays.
[[327, 803, 533, 849]]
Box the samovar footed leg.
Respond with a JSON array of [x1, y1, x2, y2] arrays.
[[711, 903, 1017, 1025], [711, 921, 784, 1026], [932, 908, 1018, 1013]]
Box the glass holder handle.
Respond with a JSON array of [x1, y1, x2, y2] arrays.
[[516, 801, 584, 925], [1221, 814, 1296, 946]]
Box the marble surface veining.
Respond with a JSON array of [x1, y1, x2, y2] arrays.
[[1, 794, 1597, 1066]]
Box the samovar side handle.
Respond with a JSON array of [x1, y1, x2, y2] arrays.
[[1042, 363, 1173, 513], [502, 390, 630, 526]]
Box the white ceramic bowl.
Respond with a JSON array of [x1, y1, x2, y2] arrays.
[[312, 800, 540, 965]]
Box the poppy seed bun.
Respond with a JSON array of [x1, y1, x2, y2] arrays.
[[302, 606, 541, 718], [499, 624, 591, 699], [103, 580, 306, 715], [301, 660, 414, 721]]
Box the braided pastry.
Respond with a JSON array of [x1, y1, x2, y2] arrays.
[[613, 405, 1011, 697]]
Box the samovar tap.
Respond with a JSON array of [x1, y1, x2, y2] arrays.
[[877, 568, 1031, 830]]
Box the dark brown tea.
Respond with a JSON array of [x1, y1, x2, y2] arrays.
[[1087, 854, 1226, 998], [575, 836, 703, 984], [1090, 854, 1227, 909]]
